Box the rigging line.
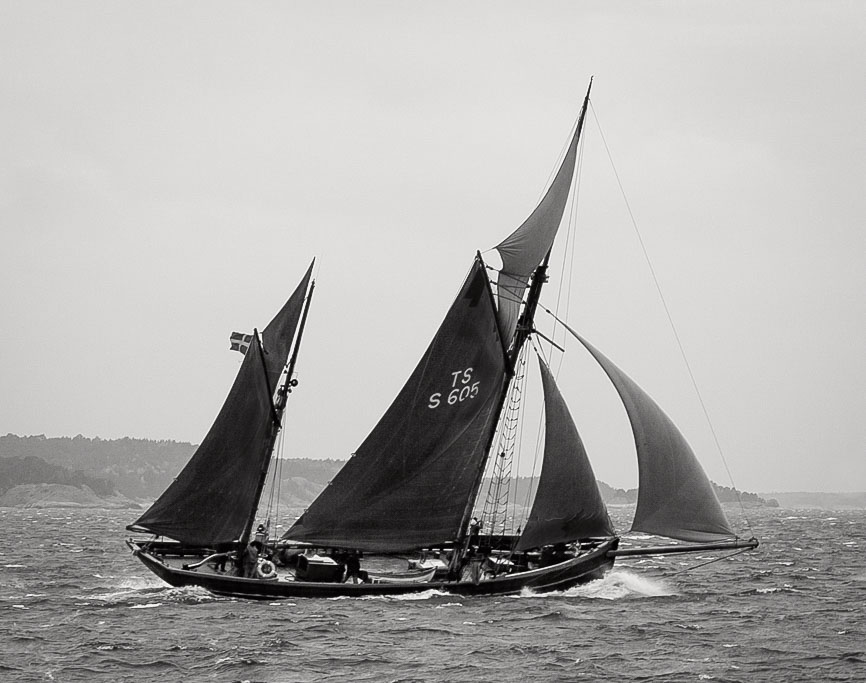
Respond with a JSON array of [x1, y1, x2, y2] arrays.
[[551, 118, 586, 374], [664, 547, 755, 576], [484, 358, 520, 521], [535, 109, 583, 207], [496, 287, 529, 305], [263, 428, 279, 523], [481, 106, 582, 260], [264, 379, 291, 524], [588, 100, 753, 535], [512, 347, 531, 534], [518, 340, 547, 519], [271, 421, 286, 528]]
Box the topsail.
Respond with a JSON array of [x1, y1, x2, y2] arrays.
[[494, 80, 591, 342]]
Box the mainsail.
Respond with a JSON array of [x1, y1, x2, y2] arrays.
[[129, 264, 314, 546], [285, 259, 508, 552], [566, 329, 735, 543], [515, 358, 614, 551]]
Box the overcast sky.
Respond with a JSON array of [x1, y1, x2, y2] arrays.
[[1, 2, 864, 494]]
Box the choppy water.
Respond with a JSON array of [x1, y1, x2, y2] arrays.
[[1, 506, 864, 682]]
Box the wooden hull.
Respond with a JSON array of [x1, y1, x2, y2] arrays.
[[127, 538, 618, 599]]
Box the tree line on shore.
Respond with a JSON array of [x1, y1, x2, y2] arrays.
[[0, 433, 772, 506]]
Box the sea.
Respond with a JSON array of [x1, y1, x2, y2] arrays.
[[1, 506, 864, 683]]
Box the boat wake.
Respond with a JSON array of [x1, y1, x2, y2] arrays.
[[512, 570, 677, 600], [84, 578, 219, 606], [572, 570, 677, 599], [327, 589, 451, 602]]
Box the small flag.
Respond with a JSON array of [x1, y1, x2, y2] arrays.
[[230, 332, 253, 355]]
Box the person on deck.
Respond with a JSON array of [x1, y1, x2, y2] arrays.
[[240, 540, 262, 577], [344, 553, 362, 583], [213, 541, 233, 572], [469, 517, 482, 547]]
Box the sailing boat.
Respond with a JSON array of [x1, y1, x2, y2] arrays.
[[127, 80, 757, 599]]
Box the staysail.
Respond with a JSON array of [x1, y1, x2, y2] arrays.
[[516, 358, 614, 550], [284, 258, 508, 552], [494, 80, 591, 343], [128, 333, 277, 546], [564, 329, 735, 543], [129, 265, 314, 546]]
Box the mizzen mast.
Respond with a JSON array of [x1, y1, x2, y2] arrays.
[[239, 269, 316, 549]]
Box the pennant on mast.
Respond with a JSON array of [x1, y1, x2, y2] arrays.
[[230, 332, 253, 355]]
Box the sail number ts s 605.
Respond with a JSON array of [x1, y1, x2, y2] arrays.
[[428, 367, 479, 409]]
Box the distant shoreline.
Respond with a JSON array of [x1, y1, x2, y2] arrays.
[[2, 434, 864, 510]]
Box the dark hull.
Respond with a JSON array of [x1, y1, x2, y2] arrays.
[[127, 538, 618, 599]]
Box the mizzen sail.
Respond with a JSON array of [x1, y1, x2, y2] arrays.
[[284, 258, 508, 552], [516, 358, 614, 551], [129, 333, 277, 546], [129, 265, 314, 546]]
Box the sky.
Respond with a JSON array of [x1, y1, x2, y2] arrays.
[[1, 1, 864, 494]]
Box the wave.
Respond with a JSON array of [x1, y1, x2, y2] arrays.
[[326, 588, 451, 601], [82, 580, 219, 606], [504, 569, 678, 600]]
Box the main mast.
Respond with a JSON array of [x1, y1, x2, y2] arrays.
[[451, 80, 593, 562]]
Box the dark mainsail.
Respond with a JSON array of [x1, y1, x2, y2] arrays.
[[569, 331, 735, 543], [516, 359, 614, 551], [129, 334, 277, 545], [284, 259, 508, 552]]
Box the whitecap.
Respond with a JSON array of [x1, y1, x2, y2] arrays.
[[511, 570, 677, 600], [328, 588, 449, 601], [389, 589, 449, 601], [129, 602, 162, 609]]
